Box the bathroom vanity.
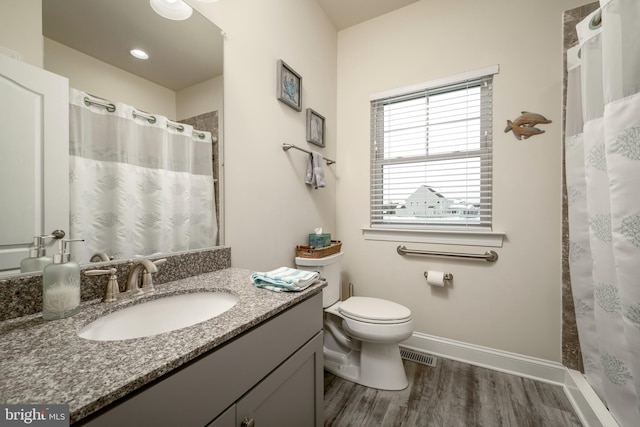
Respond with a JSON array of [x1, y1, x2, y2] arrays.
[[0, 268, 325, 426]]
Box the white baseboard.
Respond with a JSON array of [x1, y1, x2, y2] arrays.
[[0, 46, 21, 60], [401, 332, 566, 385], [400, 332, 618, 427], [563, 369, 619, 427]]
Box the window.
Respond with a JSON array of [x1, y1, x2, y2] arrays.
[[370, 67, 496, 231]]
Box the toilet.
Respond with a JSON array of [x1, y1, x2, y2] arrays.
[[295, 252, 413, 390]]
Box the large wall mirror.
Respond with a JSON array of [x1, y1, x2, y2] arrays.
[[0, 0, 224, 277]]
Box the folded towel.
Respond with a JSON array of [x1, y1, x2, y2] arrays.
[[251, 267, 320, 292], [312, 152, 326, 189], [305, 153, 314, 185], [305, 151, 325, 189]]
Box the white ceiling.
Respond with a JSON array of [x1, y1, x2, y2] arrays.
[[43, 0, 223, 91], [42, 0, 418, 92], [316, 0, 420, 30]]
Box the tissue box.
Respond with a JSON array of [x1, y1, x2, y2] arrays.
[[309, 233, 331, 248]]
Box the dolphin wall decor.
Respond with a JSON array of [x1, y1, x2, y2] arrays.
[[504, 111, 552, 140]]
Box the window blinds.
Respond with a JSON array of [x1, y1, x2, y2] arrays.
[[370, 72, 494, 230]]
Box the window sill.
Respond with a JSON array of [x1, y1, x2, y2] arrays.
[[361, 227, 505, 247]]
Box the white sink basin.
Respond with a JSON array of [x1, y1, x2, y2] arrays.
[[78, 292, 239, 341]]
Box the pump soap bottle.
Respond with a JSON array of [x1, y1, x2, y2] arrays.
[[20, 230, 65, 273], [42, 238, 84, 320]]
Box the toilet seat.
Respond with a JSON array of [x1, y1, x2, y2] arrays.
[[338, 296, 411, 325]]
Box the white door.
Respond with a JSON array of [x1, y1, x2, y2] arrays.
[[0, 53, 69, 275]]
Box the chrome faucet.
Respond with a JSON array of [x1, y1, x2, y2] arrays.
[[125, 258, 166, 296], [84, 267, 120, 303], [140, 258, 167, 294], [90, 252, 112, 262]]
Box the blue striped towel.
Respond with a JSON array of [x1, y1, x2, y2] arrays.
[[251, 267, 320, 292]]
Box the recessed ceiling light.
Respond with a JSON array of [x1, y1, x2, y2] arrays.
[[150, 0, 193, 21], [130, 49, 149, 60]]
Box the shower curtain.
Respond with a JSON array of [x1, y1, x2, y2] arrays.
[[68, 88, 217, 264], [565, 1, 640, 425]]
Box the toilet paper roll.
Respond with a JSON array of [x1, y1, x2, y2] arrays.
[[426, 271, 446, 287]]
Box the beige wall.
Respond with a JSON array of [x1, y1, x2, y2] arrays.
[[0, 0, 42, 67], [43, 38, 221, 123], [44, 38, 178, 119], [177, 76, 223, 121], [336, 0, 586, 362], [192, 0, 338, 272]]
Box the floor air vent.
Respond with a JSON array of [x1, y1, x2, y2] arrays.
[[400, 348, 437, 367]]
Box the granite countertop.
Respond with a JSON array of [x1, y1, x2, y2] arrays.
[[0, 267, 324, 424]]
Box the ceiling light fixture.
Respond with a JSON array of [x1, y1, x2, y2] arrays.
[[130, 49, 150, 60], [149, 0, 193, 21]]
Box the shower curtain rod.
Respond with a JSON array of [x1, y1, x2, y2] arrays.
[[83, 96, 213, 141], [282, 143, 336, 164], [83, 96, 115, 112]]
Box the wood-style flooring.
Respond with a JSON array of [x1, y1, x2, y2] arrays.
[[324, 357, 582, 427]]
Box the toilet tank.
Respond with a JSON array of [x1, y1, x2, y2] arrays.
[[295, 252, 343, 308]]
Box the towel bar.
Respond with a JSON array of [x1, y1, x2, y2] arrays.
[[397, 245, 498, 262], [282, 143, 335, 165]]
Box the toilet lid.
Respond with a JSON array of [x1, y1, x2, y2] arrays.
[[338, 297, 411, 324]]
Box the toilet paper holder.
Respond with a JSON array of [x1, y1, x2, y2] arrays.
[[424, 271, 453, 281]]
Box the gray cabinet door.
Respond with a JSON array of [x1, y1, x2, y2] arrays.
[[236, 332, 324, 427]]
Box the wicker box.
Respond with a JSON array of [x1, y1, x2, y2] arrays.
[[296, 241, 342, 258]]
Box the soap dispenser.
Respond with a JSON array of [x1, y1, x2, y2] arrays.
[[42, 238, 84, 320], [20, 230, 65, 273]]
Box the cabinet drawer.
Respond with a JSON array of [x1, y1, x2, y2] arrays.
[[206, 405, 235, 427]]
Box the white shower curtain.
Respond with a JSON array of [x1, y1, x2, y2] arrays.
[[565, 1, 640, 425], [69, 89, 217, 264]]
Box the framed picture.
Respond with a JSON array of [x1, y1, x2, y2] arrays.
[[276, 59, 302, 111], [306, 108, 325, 148]]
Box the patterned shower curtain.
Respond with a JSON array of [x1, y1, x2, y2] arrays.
[[565, 1, 640, 425], [68, 88, 217, 264]]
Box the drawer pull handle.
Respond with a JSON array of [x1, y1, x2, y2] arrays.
[[241, 417, 255, 427]]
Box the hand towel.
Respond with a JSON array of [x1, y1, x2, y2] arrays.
[[305, 153, 314, 186], [251, 267, 320, 292], [304, 151, 325, 189], [312, 152, 325, 189]]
